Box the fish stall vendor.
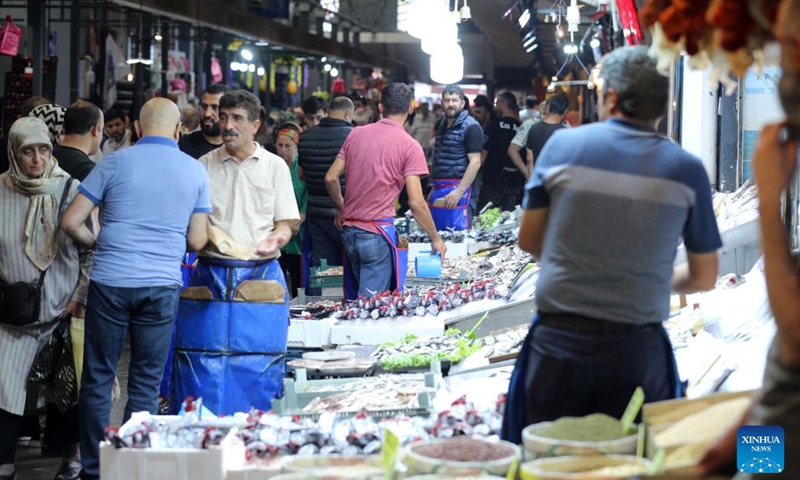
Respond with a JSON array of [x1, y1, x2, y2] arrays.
[[325, 83, 446, 300], [502, 46, 722, 444], [171, 90, 300, 415]]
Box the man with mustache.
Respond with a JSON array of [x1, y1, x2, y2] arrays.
[[171, 90, 300, 415], [178, 84, 232, 159], [429, 84, 484, 231]]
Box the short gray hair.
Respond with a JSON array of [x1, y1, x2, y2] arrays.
[[598, 46, 668, 122]]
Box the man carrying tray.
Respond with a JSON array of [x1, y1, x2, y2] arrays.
[[171, 90, 300, 414]]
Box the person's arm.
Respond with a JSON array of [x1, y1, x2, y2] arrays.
[[673, 159, 723, 294], [672, 252, 718, 293], [507, 144, 528, 177], [407, 174, 446, 260], [67, 211, 95, 319], [518, 208, 548, 258], [325, 157, 347, 227], [256, 219, 296, 257], [61, 193, 98, 249], [186, 212, 209, 252], [753, 123, 800, 366], [526, 148, 534, 177], [441, 152, 481, 209]]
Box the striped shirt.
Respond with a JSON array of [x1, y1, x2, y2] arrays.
[[525, 118, 722, 325], [0, 177, 93, 415]]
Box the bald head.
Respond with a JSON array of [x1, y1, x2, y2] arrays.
[[328, 96, 355, 122], [138, 98, 181, 139]]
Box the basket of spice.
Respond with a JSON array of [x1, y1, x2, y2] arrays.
[[520, 455, 651, 479], [522, 414, 638, 457], [403, 437, 520, 476]]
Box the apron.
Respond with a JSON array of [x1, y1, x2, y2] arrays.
[[500, 314, 683, 445], [171, 257, 289, 414], [429, 179, 471, 231], [343, 219, 408, 300]]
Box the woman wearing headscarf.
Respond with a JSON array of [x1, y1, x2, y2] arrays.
[[274, 122, 308, 298], [0, 117, 92, 480]]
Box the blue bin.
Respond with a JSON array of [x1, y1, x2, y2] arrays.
[[171, 258, 289, 415], [415, 251, 442, 278]]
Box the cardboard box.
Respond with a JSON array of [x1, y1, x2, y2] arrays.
[[643, 389, 756, 472]]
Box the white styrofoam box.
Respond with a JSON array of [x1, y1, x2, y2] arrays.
[[330, 316, 444, 345], [409, 241, 468, 259], [100, 442, 224, 480], [287, 317, 335, 348]]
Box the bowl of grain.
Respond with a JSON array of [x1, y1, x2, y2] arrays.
[[282, 455, 384, 479], [405, 476, 507, 480], [520, 455, 652, 479], [522, 414, 638, 457], [404, 437, 520, 476]]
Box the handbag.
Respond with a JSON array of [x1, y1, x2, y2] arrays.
[[29, 316, 78, 412], [0, 178, 73, 327]]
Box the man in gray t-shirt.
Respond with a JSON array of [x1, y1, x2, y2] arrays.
[[501, 46, 722, 444]]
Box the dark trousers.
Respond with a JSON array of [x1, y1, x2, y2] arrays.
[[515, 313, 675, 430], [278, 253, 302, 299], [479, 182, 523, 212], [0, 408, 23, 464], [79, 282, 180, 479], [308, 216, 344, 268], [42, 403, 80, 455]]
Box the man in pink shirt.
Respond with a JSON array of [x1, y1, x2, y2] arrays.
[[325, 83, 446, 299]]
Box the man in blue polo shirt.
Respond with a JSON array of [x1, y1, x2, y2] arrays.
[[60, 98, 211, 480], [502, 46, 723, 444]]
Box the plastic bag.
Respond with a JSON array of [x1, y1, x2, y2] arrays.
[[0, 15, 22, 57]]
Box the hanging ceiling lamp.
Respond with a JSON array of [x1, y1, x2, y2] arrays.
[[421, 13, 458, 56], [406, 0, 428, 39], [430, 44, 463, 84]]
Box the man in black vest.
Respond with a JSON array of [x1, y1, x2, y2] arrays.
[[430, 84, 484, 231], [298, 97, 354, 268]]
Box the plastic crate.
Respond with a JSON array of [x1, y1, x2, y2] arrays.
[[271, 367, 436, 417], [309, 260, 344, 287]]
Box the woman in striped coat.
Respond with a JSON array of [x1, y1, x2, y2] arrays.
[[0, 116, 92, 480]]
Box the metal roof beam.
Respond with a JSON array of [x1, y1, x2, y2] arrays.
[[107, 0, 408, 70]]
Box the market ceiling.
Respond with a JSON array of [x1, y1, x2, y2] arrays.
[[107, 0, 415, 72]]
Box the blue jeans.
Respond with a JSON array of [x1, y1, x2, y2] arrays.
[[342, 226, 392, 298], [79, 282, 180, 479]]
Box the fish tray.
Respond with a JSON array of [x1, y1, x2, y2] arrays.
[[404, 276, 461, 287], [292, 293, 344, 305], [271, 368, 437, 417]]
